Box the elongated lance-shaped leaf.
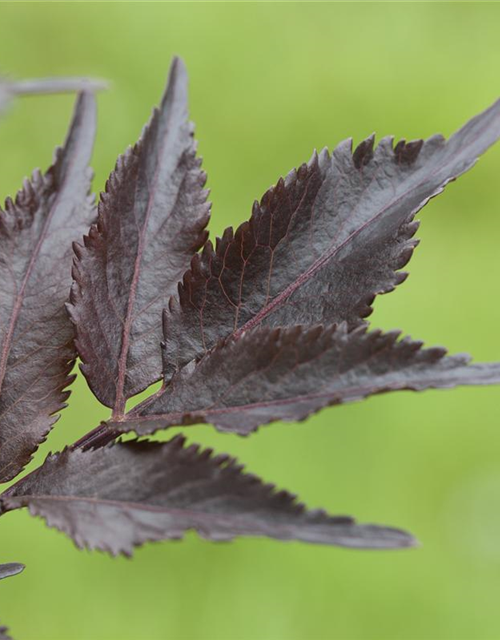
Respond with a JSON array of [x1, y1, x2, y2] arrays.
[[68, 56, 210, 414], [163, 99, 500, 380], [0, 93, 96, 483], [119, 324, 500, 436], [0, 76, 107, 118], [0, 435, 415, 555]]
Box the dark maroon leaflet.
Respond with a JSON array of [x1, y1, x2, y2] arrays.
[[113, 113, 177, 416], [123, 325, 500, 436], [69, 56, 210, 413], [0, 92, 96, 482], [163, 99, 500, 379], [0, 436, 416, 554]]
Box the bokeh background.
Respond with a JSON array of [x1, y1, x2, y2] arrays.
[[1, 2, 500, 639]]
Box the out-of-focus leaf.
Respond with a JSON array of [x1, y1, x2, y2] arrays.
[[0, 626, 11, 640], [0, 93, 96, 482], [0, 435, 415, 555], [120, 324, 500, 436], [0, 563, 24, 580], [163, 99, 500, 380], [0, 562, 24, 640], [0, 76, 106, 119], [0, 85, 10, 116], [68, 56, 210, 414]]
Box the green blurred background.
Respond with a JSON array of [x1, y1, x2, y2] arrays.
[[1, 2, 500, 639]]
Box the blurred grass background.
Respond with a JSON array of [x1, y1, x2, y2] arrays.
[[1, 2, 500, 639]]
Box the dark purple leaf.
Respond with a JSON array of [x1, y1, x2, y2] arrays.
[[68, 56, 210, 415], [0, 435, 415, 555], [0, 76, 106, 118], [163, 99, 500, 380], [120, 324, 500, 436], [0, 93, 96, 482]]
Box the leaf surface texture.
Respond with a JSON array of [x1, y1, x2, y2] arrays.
[[163, 99, 500, 379], [0, 93, 96, 481], [69, 57, 210, 414], [0, 435, 415, 555], [125, 325, 500, 435]]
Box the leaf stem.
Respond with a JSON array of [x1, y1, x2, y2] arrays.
[[71, 422, 120, 451], [8, 77, 108, 96]]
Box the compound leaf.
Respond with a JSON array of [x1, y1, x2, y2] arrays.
[[0, 435, 415, 555]]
